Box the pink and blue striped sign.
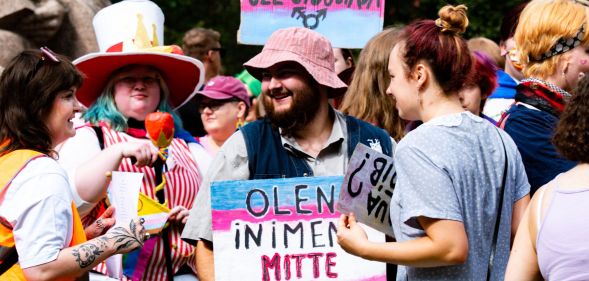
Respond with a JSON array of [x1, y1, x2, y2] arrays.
[[238, 0, 385, 48], [211, 176, 386, 281]]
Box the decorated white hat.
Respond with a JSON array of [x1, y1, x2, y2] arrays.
[[74, 0, 204, 109]]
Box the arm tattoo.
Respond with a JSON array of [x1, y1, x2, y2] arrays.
[[106, 221, 143, 252], [71, 220, 143, 268], [72, 244, 104, 268]]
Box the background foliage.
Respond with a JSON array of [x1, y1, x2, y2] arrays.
[[114, 0, 526, 75]]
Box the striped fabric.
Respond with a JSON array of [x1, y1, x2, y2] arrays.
[[94, 126, 201, 280]]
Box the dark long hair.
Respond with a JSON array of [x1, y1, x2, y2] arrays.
[[0, 50, 83, 156], [553, 75, 589, 163]]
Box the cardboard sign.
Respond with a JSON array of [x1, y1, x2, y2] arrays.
[[211, 176, 386, 281], [238, 0, 385, 48], [338, 143, 396, 237]]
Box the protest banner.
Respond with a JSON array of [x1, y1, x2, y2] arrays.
[[238, 0, 385, 48], [338, 143, 396, 237], [211, 176, 386, 281]]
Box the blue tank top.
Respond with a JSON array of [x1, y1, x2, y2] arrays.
[[537, 187, 589, 280]]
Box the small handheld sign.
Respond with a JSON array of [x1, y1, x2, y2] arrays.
[[338, 143, 396, 237]]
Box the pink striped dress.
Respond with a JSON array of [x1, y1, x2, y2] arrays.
[[95, 125, 201, 280]]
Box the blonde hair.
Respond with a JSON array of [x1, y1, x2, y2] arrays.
[[515, 0, 589, 79], [340, 27, 406, 140], [468, 37, 504, 68]]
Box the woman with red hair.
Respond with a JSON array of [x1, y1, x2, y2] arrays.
[[460, 51, 499, 123], [337, 5, 530, 280]]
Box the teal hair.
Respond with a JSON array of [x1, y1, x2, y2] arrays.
[[83, 65, 185, 132]]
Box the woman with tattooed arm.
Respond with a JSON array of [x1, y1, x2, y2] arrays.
[[0, 49, 145, 280]]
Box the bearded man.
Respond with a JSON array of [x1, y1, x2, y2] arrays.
[[181, 27, 395, 281]]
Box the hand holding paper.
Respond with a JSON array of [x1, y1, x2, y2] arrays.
[[105, 171, 144, 279]]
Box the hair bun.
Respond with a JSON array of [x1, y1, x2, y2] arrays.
[[435, 4, 469, 34]]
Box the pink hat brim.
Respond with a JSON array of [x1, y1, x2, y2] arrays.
[[196, 89, 252, 107], [74, 52, 204, 108], [244, 49, 347, 98], [196, 89, 233, 101]]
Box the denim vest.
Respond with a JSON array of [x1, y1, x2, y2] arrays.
[[241, 115, 392, 180]]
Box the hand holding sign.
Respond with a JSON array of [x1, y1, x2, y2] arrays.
[[336, 213, 370, 257], [338, 143, 396, 237]]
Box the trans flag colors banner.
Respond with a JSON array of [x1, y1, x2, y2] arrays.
[[238, 0, 385, 48], [211, 176, 386, 281]]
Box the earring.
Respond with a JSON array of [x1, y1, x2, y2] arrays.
[[236, 118, 245, 129]]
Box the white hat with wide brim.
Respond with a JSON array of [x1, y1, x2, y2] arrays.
[[74, 0, 204, 109]]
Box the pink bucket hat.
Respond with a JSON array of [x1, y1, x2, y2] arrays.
[[197, 76, 251, 107], [243, 27, 347, 98]]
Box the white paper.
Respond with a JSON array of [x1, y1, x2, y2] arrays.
[[105, 171, 144, 279], [107, 171, 143, 226], [105, 255, 122, 280]]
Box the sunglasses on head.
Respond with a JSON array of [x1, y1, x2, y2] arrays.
[[26, 46, 60, 82]]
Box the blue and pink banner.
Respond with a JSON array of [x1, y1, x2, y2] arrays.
[[211, 176, 386, 281], [238, 0, 385, 48]]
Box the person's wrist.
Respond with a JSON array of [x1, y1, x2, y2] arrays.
[[358, 240, 374, 260], [117, 144, 127, 159]]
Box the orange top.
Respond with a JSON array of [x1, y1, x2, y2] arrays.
[[0, 150, 87, 280]]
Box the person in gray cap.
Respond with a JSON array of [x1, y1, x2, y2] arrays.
[[181, 26, 395, 280]]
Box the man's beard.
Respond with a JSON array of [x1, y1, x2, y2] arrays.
[[262, 84, 321, 137]]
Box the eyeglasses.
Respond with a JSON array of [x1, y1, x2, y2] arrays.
[[210, 47, 226, 57], [116, 76, 160, 88], [198, 97, 240, 113]]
